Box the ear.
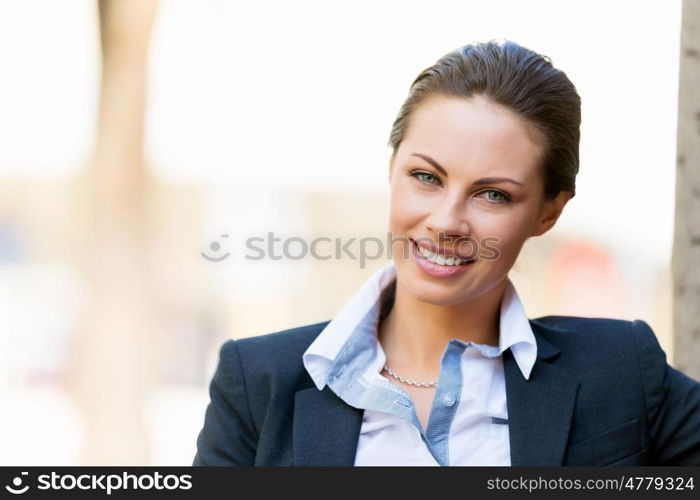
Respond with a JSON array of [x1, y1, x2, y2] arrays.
[[530, 191, 573, 237]]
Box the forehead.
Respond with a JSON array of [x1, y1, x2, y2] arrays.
[[398, 94, 544, 180]]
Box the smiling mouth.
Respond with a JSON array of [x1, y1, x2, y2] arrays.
[[410, 239, 475, 266]]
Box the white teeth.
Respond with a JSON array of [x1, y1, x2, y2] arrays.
[[418, 246, 436, 260], [417, 244, 469, 266]]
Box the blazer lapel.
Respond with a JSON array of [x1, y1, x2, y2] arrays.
[[505, 320, 580, 466], [293, 385, 364, 466]]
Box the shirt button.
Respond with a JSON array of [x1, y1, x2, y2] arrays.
[[442, 395, 455, 407]]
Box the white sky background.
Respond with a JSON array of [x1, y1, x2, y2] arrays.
[[0, 0, 682, 266]]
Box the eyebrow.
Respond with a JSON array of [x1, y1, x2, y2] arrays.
[[410, 153, 525, 187]]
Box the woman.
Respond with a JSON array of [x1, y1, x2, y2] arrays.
[[193, 40, 700, 466]]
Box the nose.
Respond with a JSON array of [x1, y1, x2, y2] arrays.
[[424, 191, 471, 242]]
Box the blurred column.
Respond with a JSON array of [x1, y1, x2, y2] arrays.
[[68, 0, 159, 464], [673, 0, 700, 378]]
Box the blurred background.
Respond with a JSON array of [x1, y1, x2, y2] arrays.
[[0, 0, 694, 465]]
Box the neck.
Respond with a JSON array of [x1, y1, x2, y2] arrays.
[[378, 277, 508, 376]]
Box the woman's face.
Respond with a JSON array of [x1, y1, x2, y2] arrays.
[[388, 94, 571, 306]]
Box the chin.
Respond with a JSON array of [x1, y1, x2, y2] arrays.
[[399, 257, 510, 306], [396, 265, 472, 306]]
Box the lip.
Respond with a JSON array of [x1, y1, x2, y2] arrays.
[[410, 239, 475, 278], [412, 239, 474, 261]]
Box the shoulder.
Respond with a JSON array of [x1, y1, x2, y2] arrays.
[[233, 319, 331, 355], [529, 314, 665, 362], [214, 319, 331, 389], [530, 314, 657, 340], [531, 314, 639, 332]]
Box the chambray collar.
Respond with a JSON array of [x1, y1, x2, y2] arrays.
[[302, 261, 538, 392]]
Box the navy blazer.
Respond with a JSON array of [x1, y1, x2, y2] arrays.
[[192, 315, 700, 466]]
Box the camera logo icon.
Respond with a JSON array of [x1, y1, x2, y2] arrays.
[[5, 472, 29, 494]]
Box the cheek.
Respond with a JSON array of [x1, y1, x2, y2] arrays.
[[389, 185, 430, 228], [471, 213, 533, 261]]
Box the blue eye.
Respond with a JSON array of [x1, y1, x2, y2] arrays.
[[479, 189, 512, 204], [408, 170, 440, 186]]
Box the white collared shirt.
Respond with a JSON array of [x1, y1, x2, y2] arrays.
[[302, 261, 538, 466]]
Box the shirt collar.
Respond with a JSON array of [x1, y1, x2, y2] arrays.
[[302, 261, 538, 391]]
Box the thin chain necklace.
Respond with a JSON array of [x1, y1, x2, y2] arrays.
[[382, 365, 438, 388]]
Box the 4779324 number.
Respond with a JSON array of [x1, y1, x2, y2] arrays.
[[622, 476, 695, 491]]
